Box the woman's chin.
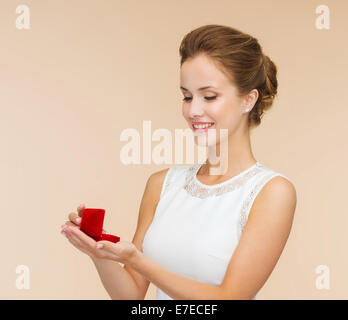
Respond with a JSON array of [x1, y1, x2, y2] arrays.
[[194, 135, 220, 147]]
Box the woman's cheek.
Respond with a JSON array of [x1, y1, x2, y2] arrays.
[[182, 104, 190, 120]]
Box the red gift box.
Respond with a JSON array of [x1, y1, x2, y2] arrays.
[[79, 208, 120, 243]]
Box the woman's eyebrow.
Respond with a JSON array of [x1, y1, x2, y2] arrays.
[[180, 86, 218, 91]]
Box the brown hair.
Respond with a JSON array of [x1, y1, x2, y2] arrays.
[[179, 24, 278, 128]]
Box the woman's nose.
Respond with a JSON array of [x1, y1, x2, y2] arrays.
[[188, 99, 204, 118]]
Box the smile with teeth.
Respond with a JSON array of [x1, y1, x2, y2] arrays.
[[192, 122, 215, 132]]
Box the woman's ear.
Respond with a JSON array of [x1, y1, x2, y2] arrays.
[[242, 89, 258, 113]]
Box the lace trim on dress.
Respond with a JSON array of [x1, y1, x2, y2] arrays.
[[237, 172, 279, 239], [183, 162, 265, 199]]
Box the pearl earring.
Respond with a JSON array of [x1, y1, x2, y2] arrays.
[[245, 108, 250, 112]]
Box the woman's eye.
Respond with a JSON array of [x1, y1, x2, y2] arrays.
[[182, 96, 217, 101]]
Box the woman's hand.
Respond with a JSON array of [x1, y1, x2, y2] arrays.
[[92, 239, 139, 265], [61, 204, 139, 264]]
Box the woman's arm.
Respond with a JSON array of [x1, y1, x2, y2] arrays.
[[91, 257, 141, 299], [122, 168, 170, 299], [62, 221, 142, 299], [127, 249, 224, 299], [119, 176, 297, 300], [62, 168, 169, 299], [91, 169, 169, 299]]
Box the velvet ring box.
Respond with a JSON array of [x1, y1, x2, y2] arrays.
[[79, 208, 120, 243]]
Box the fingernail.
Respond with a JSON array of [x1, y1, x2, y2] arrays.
[[96, 243, 103, 249], [61, 231, 67, 238], [76, 218, 81, 223]]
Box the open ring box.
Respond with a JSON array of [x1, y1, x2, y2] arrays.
[[79, 208, 120, 243]]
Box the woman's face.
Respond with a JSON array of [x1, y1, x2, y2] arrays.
[[180, 53, 254, 147]]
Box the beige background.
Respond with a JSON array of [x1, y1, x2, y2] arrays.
[[0, 0, 347, 299]]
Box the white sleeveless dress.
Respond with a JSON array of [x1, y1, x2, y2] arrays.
[[142, 161, 290, 300]]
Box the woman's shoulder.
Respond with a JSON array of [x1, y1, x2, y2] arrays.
[[247, 162, 297, 206], [255, 162, 294, 186]]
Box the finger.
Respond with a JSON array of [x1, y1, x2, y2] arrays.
[[67, 225, 96, 249], [77, 204, 85, 217], [61, 227, 94, 257], [62, 221, 80, 229], [62, 226, 93, 254], [62, 228, 80, 244], [68, 212, 81, 225], [62, 229, 85, 251]]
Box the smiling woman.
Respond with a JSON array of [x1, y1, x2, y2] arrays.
[[61, 24, 296, 301], [138, 24, 297, 300], [179, 25, 278, 130]]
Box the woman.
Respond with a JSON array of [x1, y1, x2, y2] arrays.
[[61, 24, 297, 300]]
